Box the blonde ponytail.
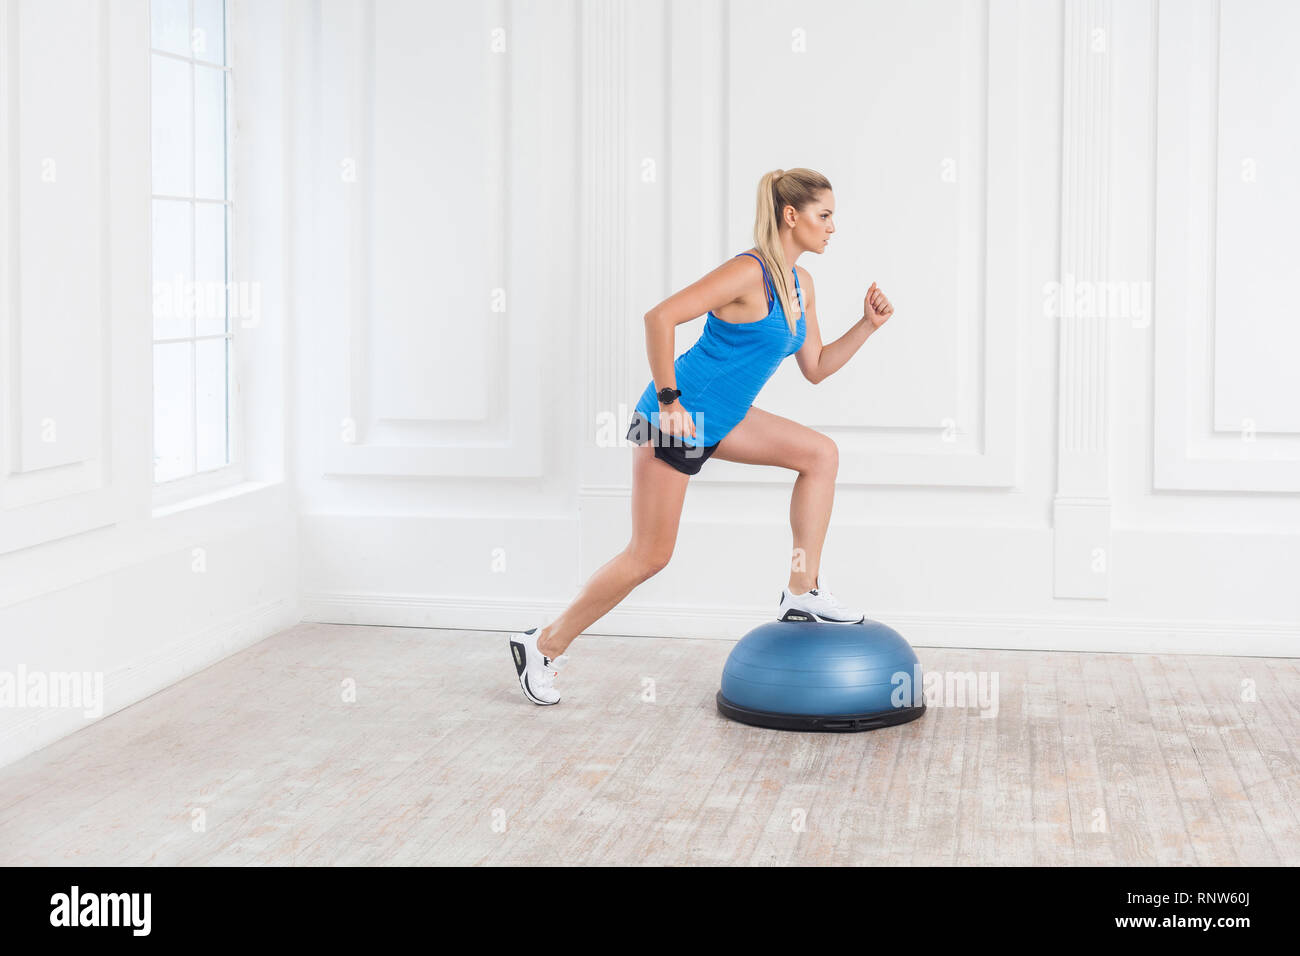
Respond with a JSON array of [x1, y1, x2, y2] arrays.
[[752, 167, 832, 334]]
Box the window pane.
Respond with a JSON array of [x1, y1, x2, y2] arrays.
[[195, 337, 229, 471], [194, 65, 227, 200], [151, 54, 192, 196], [195, 203, 228, 336], [150, 0, 190, 57], [152, 199, 193, 339], [193, 0, 226, 65], [154, 341, 194, 482]]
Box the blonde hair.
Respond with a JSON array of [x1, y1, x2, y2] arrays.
[[752, 168, 833, 334]]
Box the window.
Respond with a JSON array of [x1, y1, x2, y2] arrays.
[[149, 0, 235, 488]]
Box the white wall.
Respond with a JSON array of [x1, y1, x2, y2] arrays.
[[0, 0, 300, 768], [297, 0, 1299, 654], [2, 0, 1297, 769]]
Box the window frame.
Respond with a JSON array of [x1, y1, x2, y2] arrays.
[[148, 0, 243, 509]]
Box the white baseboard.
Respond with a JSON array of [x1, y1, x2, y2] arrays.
[[301, 590, 1300, 658], [0, 595, 302, 770]]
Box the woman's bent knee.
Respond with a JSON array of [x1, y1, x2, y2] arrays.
[[805, 437, 838, 475], [640, 557, 671, 580], [627, 550, 670, 580]]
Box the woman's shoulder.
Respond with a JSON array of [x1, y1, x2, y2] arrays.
[[724, 249, 769, 281], [733, 249, 806, 279]]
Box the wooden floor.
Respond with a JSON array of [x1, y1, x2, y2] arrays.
[[1, 622, 1298, 865]]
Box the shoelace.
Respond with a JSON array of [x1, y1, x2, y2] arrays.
[[813, 574, 847, 607], [803, 581, 856, 613], [536, 653, 569, 690]]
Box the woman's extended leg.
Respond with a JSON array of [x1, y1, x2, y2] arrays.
[[536, 443, 690, 659], [711, 405, 838, 593]]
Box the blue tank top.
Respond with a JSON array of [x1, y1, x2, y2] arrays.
[[634, 252, 806, 447]]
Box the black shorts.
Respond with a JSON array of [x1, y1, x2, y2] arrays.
[[626, 410, 721, 476]]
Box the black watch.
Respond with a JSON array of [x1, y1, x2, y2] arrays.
[[657, 386, 682, 406]]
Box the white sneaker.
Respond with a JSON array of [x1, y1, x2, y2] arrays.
[[508, 626, 568, 705], [777, 576, 865, 624]]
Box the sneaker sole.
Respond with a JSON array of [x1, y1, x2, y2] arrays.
[[509, 636, 560, 705], [778, 608, 866, 624]]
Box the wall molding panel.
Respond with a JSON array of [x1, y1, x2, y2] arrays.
[[1053, 0, 1113, 599], [741, 0, 1021, 490], [310, 0, 546, 478], [578, 0, 634, 493], [0, 0, 123, 555], [1153, 0, 1300, 493]]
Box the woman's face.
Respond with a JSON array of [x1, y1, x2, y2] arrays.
[[786, 189, 836, 254]]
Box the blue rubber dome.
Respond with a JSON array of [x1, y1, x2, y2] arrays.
[[717, 619, 926, 732]]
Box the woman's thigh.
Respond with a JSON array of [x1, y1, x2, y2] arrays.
[[629, 442, 691, 566], [711, 405, 837, 471]]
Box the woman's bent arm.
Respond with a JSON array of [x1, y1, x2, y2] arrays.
[[813, 318, 876, 383], [643, 312, 679, 400], [640, 256, 758, 405]]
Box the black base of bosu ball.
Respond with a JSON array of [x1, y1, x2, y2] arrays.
[[716, 618, 926, 733]]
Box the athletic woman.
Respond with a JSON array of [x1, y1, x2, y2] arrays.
[[510, 167, 895, 705]]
